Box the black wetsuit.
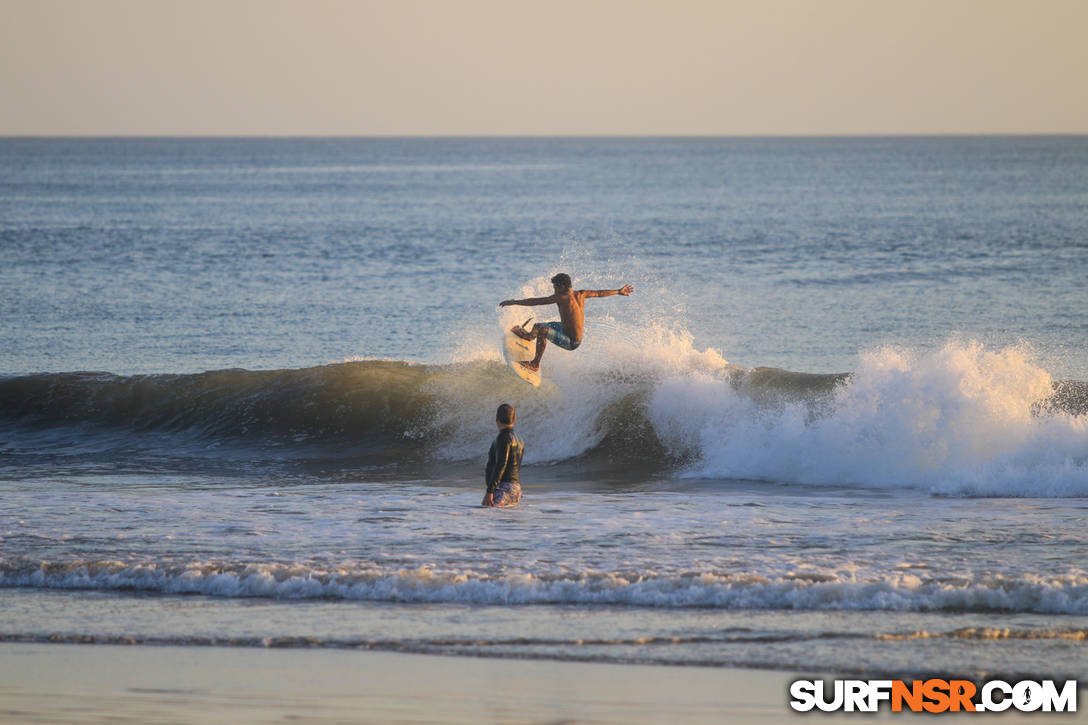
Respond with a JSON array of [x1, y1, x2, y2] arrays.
[[485, 427, 524, 505]]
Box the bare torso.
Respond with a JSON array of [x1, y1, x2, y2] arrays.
[[555, 290, 588, 342]]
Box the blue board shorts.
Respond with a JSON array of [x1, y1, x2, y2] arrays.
[[543, 322, 581, 351]]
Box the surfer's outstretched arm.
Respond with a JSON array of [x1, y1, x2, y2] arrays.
[[582, 285, 634, 299], [499, 294, 559, 307]]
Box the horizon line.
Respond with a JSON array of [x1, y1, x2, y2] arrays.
[[3, 132, 1087, 140]]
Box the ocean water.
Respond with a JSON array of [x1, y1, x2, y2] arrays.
[[1, 137, 1087, 682]]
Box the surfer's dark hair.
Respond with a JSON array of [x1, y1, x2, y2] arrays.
[[496, 403, 516, 426], [551, 273, 572, 291]]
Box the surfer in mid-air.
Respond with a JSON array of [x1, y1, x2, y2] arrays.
[[500, 273, 634, 372]]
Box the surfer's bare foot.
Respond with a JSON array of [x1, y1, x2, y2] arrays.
[[519, 361, 540, 372], [510, 326, 534, 341]]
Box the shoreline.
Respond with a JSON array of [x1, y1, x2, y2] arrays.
[[0, 642, 1067, 724]]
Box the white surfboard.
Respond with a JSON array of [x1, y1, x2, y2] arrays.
[[503, 320, 541, 387]]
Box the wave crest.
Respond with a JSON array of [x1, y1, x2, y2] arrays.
[[2, 338, 1086, 495]]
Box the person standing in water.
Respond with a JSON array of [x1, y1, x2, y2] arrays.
[[500, 273, 634, 372], [482, 403, 524, 508]]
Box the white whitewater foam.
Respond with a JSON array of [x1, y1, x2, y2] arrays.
[[4, 560, 1087, 614], [437, 267, 733, 465], [442, 265, 1087, 495], [435, 322, 732, 465], [651, 341, 1088, 496]]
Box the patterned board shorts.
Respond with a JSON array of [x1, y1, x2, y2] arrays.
[[542, 322, 581, 351], [491, 481, 522, 507]]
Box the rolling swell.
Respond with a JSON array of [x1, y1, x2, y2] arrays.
[[0, 360, 850, 467], [0, 360, 674, 464], [2, 356, 1086, 483], [0, 362, 439, 462]]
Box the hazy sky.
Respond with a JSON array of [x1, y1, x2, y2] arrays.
[[2, 0, 1086, 135]]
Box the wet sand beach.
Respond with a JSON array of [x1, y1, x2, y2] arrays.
[[0, 643, 1072, 724]]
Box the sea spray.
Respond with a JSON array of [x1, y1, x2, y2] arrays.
[[656, 341, 1088, 496]]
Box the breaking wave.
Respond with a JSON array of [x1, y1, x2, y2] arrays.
[[2, 332, 1086, 495], [2, 558, 1086, 614]]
